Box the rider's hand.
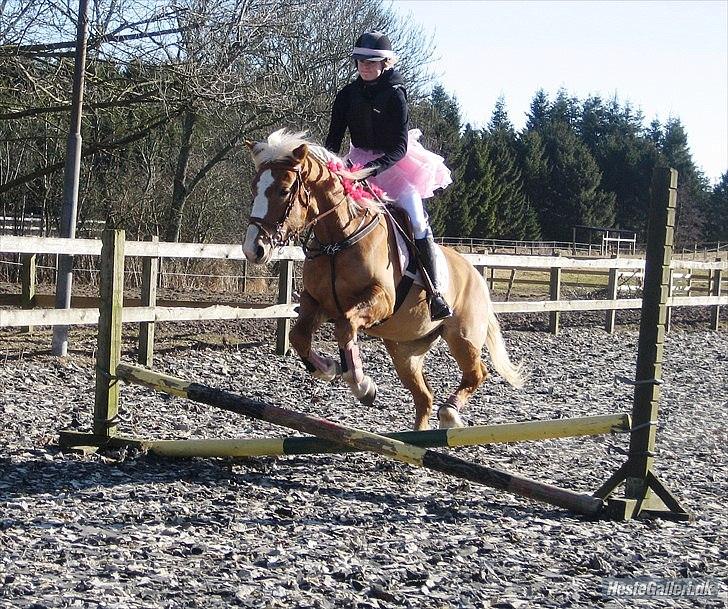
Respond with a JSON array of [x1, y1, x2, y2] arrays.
[[362, 161, 380, 177]]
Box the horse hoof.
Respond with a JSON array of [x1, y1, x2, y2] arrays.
[[438, 405, 465, 429], [358, 378, 378, 407]]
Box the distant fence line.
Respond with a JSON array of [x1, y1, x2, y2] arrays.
[[437, 236, 727, 260], [1, 216, 724, 261], [0, 234, 725, 361]]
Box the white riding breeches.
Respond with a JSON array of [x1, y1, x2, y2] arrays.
[[394, 186, 431, 239]]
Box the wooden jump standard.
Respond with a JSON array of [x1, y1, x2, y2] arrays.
[[112, 362, 606, 517]]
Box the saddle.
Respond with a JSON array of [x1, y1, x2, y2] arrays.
[[383, 205, 422, 314]]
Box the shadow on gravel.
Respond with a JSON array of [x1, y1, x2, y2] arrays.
[[0, 451, 570, 525]]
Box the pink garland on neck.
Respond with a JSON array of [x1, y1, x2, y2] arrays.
[[326, 160, 385, 203]]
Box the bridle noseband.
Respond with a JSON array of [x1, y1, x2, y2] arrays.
[[249, 164, 311, 247]]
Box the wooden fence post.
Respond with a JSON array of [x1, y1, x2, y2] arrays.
[[665, 269, 674, 333], [94, 229, 125, 438], [548, 255, 561, 335], [276, 259, 293, 355], [710, 258, 722, 331], [605, 255, 618, 334], [138, 236, 158, 367], [20, 253, 37, 333]]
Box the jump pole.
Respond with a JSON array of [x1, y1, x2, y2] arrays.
[[84, 412, 630, 458], [115, 363, 606, 517]]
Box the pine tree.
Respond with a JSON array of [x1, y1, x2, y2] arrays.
[[412, 84, 462, 162], [660, 118, 708, 244], [703, 172, 728, 241], [578, 95, 659, 238], [489, 95, 513, 132], [525, 89, 550, 131], [517, 129, 549, 227], [537, 122, 616, 240], [549, 87, 580, 126], [412, 84, 463, 236], [433, 126, 501, 238], [484, 101, 541, 240]]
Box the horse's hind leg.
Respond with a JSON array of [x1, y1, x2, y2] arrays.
[[289, 290, 340, 381], [439, 325, 489, 428], [384, 336, 438, 431]]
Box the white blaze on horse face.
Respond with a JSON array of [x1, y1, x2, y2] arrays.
[[243, 169, 275, 262]]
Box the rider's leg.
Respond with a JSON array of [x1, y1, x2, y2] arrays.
[[397, 187, 452, 321]]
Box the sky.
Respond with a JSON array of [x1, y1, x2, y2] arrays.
[[390, 0, 728, 185]]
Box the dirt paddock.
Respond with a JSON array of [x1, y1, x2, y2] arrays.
[[1, 310, 726, 608]]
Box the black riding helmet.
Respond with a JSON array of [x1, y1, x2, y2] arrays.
[[352, 31, 396, 62]]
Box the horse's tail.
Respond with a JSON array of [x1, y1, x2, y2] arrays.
[[478, 274, 527, 389]]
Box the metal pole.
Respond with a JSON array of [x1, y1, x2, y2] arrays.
[[52, 0, 89, 356]]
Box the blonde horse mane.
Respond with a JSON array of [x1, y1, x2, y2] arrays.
[[250, 129, 387, 213]]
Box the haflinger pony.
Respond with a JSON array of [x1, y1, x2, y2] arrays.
[[243, 129, 525, 430]]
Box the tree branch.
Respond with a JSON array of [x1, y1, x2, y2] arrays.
[[0, 109, 182, 195]]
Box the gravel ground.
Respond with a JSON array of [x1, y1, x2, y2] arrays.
[[1, 311, 727, 609]]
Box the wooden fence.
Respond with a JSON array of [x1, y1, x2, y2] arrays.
[[0, 234, 725, 361]]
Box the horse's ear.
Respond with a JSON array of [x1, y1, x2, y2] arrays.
[[291, 143, 308, 163], [244, 140, 257, 151]]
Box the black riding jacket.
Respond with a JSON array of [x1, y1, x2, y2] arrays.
[[324, 68, 409, 175]]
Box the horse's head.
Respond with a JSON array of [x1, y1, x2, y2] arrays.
[[243, 130, 315, 264]]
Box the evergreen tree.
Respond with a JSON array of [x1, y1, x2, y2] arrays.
[[703, 171, 728, 241], [578, 95, 659, 238], [412, 84, 462, 162], [517, 129, 549, 226], [488, 95, 513, 132], [484, 101, 541, 240], [597, 132, 659, 237], [647, 118, 663, 147], [548, 87, 580, 126], [436, 127, 492, 237], [537, 122, 616, 240], [411, 84, 463, 236], [525, 89, 550, 131], [660, 117, 707, 244]]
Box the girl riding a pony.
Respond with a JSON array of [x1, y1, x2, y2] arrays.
[[325, 31, 453, 321]]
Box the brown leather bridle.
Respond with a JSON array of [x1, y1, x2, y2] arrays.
[[248, 162, 351, 247], [248, 164, 312, 247]]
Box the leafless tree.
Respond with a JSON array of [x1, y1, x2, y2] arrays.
[[0, 0, 435, 242]]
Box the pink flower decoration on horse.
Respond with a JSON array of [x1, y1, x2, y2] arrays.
[[326, 160, 385, 203]]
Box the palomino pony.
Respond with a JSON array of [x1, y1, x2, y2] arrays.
[[242, 130, 524, 430]]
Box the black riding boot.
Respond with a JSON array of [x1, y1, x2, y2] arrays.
[[415, 237, 452, 321]]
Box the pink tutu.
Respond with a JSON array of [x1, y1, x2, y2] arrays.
[[346, 129, 452, 200]]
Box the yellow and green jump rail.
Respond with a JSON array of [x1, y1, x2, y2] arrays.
[[69, 390, 629, 459], [107, 363, 610, 517]]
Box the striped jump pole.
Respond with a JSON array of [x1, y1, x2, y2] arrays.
[[113, 413, 630, 458], [116, 363, 607, 517]]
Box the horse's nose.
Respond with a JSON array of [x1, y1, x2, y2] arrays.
[[256, 245, 265, 261]]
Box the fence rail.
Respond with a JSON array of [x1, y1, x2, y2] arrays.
[[1, 235, 724, 357]]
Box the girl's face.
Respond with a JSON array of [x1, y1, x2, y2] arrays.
[[357, 59, 385, 82]]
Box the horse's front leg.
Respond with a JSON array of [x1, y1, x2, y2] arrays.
[[290, 290, 340, 382], [334, 322, 378, 407], [334, 286, 392, 407]]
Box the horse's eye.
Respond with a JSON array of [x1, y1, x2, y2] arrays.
[[279, 188, 290, 197]]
